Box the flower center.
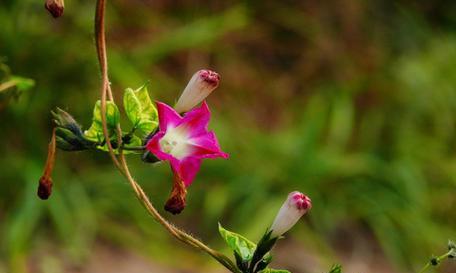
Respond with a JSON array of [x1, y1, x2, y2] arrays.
[[159, 126, 191, 160]]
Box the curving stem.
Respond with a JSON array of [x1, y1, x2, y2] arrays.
[[94, 1, 240, 272]]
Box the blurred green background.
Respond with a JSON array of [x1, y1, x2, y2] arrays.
[[1, 1, 455, 273]]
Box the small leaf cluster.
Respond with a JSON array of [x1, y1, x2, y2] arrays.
[[53, 84, 158, 155], [218, 224, 286, 273]]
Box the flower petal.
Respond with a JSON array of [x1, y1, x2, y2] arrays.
[[156, 101, 182, 131], [170, 156, 202, 187], [177, 101, 211, 138], [189, 131, 229, 159]]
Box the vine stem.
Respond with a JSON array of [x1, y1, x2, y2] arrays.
[[94, 1, 240, 272], [418, 263, 431, 273], [418, 251, 452, 273]]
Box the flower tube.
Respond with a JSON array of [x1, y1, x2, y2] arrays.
[[174, 70, 220, 113]]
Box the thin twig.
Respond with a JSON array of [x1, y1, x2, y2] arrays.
[[95, 0, 122, 172], [418, 251, 452, 273]]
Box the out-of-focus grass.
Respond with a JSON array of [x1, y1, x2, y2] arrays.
[[1, 1, 455, 273]]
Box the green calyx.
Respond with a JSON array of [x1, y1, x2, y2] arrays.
[[218, 224, 288, 273]]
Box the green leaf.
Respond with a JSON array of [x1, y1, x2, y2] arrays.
[[123, 84, 158, 137], [11, 76, 35, 91], [0, 76, 34, 103], [218, 223, 256, 261], [124, 88, 141, 124], [84, 100, 120, 142], [328, 264, 342, 273], [259, 269, 291, 273]]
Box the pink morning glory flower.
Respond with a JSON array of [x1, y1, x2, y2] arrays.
[[146, 101, 228, 213]]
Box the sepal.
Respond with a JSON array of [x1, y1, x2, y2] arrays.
[[254, 254, 272, 273], [249, 230, 278, 272]]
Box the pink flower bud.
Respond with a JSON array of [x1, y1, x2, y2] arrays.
[[270, 191, 311, 238], [174, 70, 220, 113], [45, 0, 64, 18]]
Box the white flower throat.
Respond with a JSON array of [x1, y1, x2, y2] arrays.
[[159, 125, 192, 160]]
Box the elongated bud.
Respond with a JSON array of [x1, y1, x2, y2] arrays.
[[52, 107, 82, 135], [174, 69, 220, 113], [164, 174, 187, 214], [45, 0, 64, 18], [270, 191, 311, 238], [38, 128, 57, 200], [52, 108, 96, 151]]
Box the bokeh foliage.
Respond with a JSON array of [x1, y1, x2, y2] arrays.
[[1, 1, 455, 273]]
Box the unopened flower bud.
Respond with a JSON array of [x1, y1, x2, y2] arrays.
[[52, 108, 96, 151], [45, 0, 64, 18], [174, 69, 220, 113], [52, 108, 83, 136], [270, 191, 311, 238], [38, 176, 53, 200]]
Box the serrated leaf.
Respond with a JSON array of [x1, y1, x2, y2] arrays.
[[123, 84, 158, 137], [259, 269, 291, 273], [218, 223, 256, 261], [124, 88, 141, 124], [84, 100, 120, 142], [137, 119, 157, 135]]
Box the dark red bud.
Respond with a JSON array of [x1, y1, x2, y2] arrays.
[[164, 175, 187, 214], [164, 194, 186, 215], [38, 176, 53, 200], [45, 0, 64, 18]]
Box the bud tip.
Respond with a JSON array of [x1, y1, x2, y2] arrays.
[[199, 70, 220, 86], [290, 191, 312, 211], [164, 175, 187, 215], [37, 176, 53, 200], [270, 191, 312, 238]]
